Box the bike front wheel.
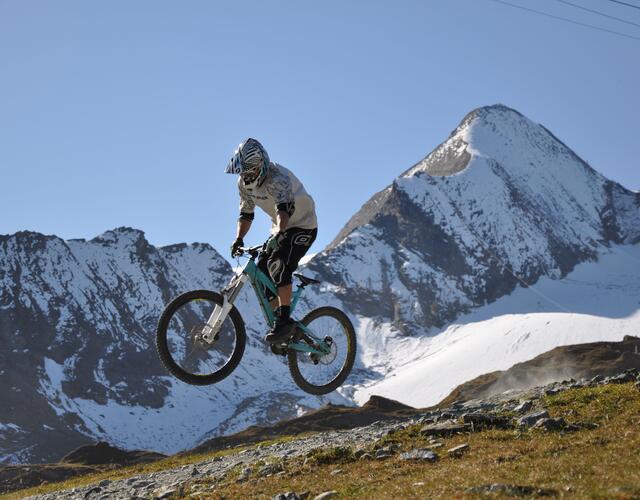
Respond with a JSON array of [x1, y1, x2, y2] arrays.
[[156, 290, 246, 385], [288, 307, 357, 395]]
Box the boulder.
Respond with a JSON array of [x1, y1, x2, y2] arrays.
[[518, 410, 550, 428]]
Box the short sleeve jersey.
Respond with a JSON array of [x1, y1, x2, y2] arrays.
[[238, 163, 317, 233]]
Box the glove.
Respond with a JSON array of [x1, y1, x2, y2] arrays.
[[231, 237, 244, 257], [264, 232, 283, 254]]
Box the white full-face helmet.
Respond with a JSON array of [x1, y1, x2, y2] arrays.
[[224, 138, 270, 186]]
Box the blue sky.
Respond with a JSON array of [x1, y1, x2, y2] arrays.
[[1, 0, 639, 260]]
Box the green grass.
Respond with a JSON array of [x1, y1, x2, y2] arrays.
[[184, 383, 640, 499], [5, 383, 640, 499]]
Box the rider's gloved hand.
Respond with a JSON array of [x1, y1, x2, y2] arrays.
[[231, 237, 244, 257], [264, 232, 283, 254]]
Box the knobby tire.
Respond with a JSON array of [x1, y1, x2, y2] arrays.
[[156, 290, 246, 385], [287, 306, 356, 395]]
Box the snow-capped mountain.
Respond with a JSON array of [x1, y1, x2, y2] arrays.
[[0, 228, 346, 464], [307, 105, 638, 329], [302, 104, 639, 379], [1, 104, 638, 464], [352, 243, 640, 407]]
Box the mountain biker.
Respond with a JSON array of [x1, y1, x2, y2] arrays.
[[225, 138, 318, 344]]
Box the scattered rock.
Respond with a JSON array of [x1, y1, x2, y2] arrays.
[[154, 486, 177, 499], [578, 421, 598, 430], [447, 443, 470, 457], [313, 491, 338, 500], [374, 449, 392, 459], [532, 417, 566, 432], [438, 412, 456, 421], [606, 372, 637, 384], [130, 480, 154, 489], [273, 492, 300, 500], [420, 422, 469, 437], [237, 466, 253, 483], [467, 483, 557, 496], [259, 463, 283, 476], [359, 453, 373, 460], [462, 413, 511, 430], [97, 479, 110, 488], [84, 486, 101, 497], [330, 469, 342, 476], [513, 400, 533, 413], [399, 449, 438, 462], [353, 449, 368, 459], [518, 410, 550, 428]]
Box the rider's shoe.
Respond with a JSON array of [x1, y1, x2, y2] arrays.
[[265, 318, 296, 344]]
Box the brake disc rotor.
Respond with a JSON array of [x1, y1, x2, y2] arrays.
[[319, 341, 338, 365]]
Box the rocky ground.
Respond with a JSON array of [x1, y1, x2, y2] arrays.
[[18, 369, 640, 499]]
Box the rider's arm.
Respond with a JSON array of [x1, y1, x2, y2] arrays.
[[267, 168, 295, 234], [237, 179, 256, 239], [276, 209, 289, 233], [236, 217, 252, 239]]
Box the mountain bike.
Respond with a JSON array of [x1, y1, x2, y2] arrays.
[[156, 245, 356, 395]]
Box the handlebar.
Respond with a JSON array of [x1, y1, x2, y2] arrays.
[[236, 245, 263, 259]]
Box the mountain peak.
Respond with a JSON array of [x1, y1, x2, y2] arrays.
[[311, 104, 639, 332], [90, 227, 147, 246]]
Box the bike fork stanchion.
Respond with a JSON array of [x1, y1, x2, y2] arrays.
[[202, 275, 248, 343]]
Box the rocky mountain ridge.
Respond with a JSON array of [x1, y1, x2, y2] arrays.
[[0, 228, 346, 464]]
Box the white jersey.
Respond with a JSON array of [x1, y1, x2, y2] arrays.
[[238, 163, 318, 233]]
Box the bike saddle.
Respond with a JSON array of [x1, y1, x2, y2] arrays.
[[293, 273, 321, 286]]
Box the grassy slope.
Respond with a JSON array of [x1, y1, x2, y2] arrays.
[[199, 383, 640, 499], [6, 383, 640, 499]]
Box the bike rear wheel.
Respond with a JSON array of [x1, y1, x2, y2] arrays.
[[156, 290, 246, 385], [288, 307, 356, 395]]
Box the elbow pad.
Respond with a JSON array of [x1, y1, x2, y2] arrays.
[[276, 202, 295, 217]]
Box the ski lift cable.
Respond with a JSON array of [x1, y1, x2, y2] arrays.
[[602, 0, 640, 11], [487, 0, 640, 41], [555, 0, 640, 29]]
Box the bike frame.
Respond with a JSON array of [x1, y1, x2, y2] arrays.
[[203, 248, 330, 356]]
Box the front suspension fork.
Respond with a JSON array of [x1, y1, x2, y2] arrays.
[[201, 274, 247, 343]]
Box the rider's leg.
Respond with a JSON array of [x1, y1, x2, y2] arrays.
[[265, 228, 317, 343], [278, 285, 292, 308], [276, 284, 292, 321], [257, 254, 279, 312]]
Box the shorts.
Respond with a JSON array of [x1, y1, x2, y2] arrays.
[[257, 227, 318, 291]]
